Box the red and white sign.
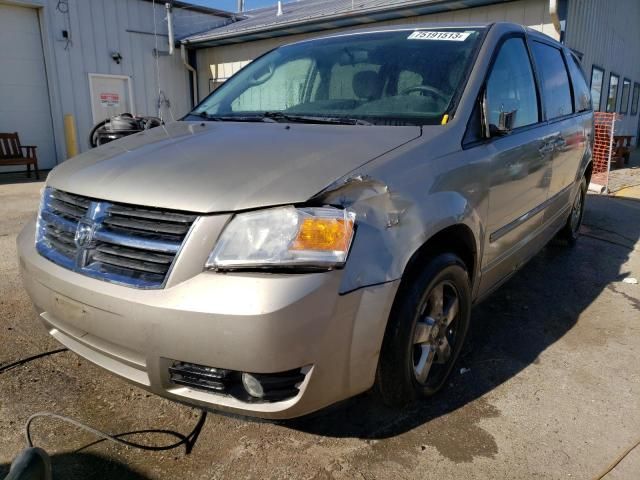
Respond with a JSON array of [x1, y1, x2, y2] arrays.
[[99, 92, 120, 107]]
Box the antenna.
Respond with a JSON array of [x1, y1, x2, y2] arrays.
[[277, 1, 283, 16]]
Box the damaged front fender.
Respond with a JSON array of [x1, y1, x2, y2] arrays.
[[314, 174, 483, 295]]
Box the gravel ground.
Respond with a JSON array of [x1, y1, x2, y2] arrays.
[[1, 177, 639, 479]]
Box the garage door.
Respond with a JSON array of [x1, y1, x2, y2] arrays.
[[0, 4, 56, 171]]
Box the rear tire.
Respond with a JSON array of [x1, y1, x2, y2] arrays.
[[375, 253, 471, 407], [558, 176, 587, 246]]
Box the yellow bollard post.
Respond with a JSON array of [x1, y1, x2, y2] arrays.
[[63, 114, 79, 159]]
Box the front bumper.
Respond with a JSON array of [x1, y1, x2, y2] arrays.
[[17, 219, 399, 419]]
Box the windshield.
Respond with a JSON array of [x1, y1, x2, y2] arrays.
[[190, 28, 485, 126]]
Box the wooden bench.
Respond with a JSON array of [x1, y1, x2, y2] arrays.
[[613, 135, 634, 168], [0, 132, 39, 179]]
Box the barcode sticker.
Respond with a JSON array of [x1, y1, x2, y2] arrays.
[[407, 31, 472, 41]]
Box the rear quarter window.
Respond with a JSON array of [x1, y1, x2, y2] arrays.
[[567, 54, 592, 112], [531, 41, 574, 120]]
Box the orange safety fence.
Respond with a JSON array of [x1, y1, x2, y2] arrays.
[[592, 112, 621, 190]]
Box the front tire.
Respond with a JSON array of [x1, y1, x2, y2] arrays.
[[375, 253, 471, 407]]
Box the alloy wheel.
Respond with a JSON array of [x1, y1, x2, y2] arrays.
[[412, 280, 460, 387], [570, 188, 584, 234]]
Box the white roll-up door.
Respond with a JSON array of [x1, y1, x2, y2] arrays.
[[0, 3, 56, 171]]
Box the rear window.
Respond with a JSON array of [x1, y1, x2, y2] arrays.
[[531, 41, 573, 120], [567, 54, 592, 112]]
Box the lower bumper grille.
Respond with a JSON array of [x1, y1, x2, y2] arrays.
[[168, 361, 306, 402], [168, 363, 231, 393]]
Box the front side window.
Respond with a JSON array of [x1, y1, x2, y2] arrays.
[[191, 29, 485, 126], [485, 37, 539, 130], [620, 78, 631, 114], [590, 66, 605, 111], [531, 41, 573, 120], [632, 82, 640, 116], [606, 73, 620, 113]]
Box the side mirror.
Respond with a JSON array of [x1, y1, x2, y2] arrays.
[[481, 92, 490, 139], [495, 109, 517, 134], [481, 88, 518, 138]]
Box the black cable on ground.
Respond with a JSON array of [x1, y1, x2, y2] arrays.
[[0, 348, 68, 375], [25, 410, 207, 455]]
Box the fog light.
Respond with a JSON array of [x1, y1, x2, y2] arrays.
[[242, 373, 264, 398]]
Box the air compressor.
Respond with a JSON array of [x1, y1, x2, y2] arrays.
[[89, 113, 162, 148]]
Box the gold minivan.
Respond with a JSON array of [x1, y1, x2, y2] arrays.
[[18, 22, 593, 418]]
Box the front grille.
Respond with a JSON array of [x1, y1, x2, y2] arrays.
[[168, 361, 307, 402], [36, 188, 197, 288]]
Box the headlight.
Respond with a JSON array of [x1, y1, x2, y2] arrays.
[[206, 206, 355, 269]]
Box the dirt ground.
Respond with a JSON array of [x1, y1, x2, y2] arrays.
[[1, 172, 639, 479]]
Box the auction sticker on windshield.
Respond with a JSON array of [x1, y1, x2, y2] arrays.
[[408, 31, 472, 41]]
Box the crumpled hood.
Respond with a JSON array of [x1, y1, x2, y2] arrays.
[[48, 121, 421, 213]]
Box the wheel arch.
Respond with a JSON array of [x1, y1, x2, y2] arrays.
[[399, 223, 479, 296], [583, 160, 593, 183]]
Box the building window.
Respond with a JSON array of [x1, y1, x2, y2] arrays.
[[606, 73, 619, 113], [632, 82, 640, 116], [590, 66, 604, 111], [620, 78, 631, 114]]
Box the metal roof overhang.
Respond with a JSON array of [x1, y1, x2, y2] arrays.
[[140, 0, 241, 19], [182, 0, 509, 48]]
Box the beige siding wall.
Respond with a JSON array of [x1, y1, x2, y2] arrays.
[[196, 0, 556, 99], [565, 0, 640, 138]]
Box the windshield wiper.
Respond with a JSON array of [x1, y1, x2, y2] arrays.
[[192, 112, 274, 122], [191, 111, 372, 125], [261, 112, 372, 126]]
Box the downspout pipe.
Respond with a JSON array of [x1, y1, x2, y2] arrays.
[[166, 2, 174, 55], [181, 43, 198, 107], [549, 0, 567, 43]]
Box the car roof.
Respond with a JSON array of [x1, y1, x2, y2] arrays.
[[284, 22, 563, 49]]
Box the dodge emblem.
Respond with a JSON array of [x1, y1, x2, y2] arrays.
[[75, 219, 96, 249]]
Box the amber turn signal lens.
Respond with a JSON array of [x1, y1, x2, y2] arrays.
[[291, 217, 354, 251]]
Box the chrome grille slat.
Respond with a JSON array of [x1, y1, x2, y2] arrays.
[[41, 211, 77, 233], [45, 235, 76, 256], [47, 198, 86, 220], [109, 205, 197, 223], [50, 190, 91, 209], [42, 224, 75, 243], [91, 251, 170, 275], [36, 188, 197, 288], [93, 229, 181, 253], [103, 215, 190, 235], [95, 244, 174, 264]]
